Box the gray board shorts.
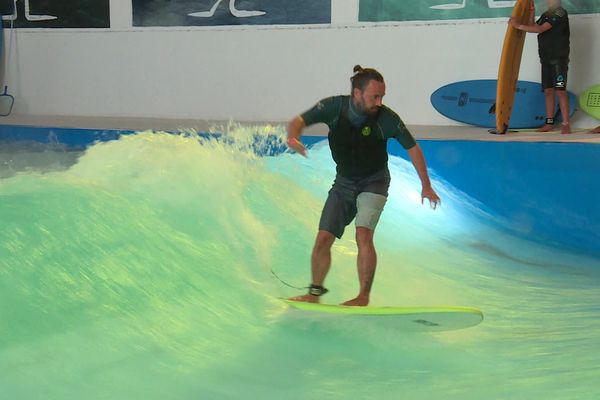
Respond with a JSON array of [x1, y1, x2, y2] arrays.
[[319, 168, 390, 238]]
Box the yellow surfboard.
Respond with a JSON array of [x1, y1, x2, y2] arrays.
[[493, 0, 534, 134], [281, 299, 483, 331]]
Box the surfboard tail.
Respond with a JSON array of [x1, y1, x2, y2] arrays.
[[488, 127, 507, 135]]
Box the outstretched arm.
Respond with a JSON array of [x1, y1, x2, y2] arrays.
[[286, 116, 308, 157], [407, 144, 441, 209]]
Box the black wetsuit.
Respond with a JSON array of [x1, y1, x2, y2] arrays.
[[300, 95, 417, 238], [301, 95, 416, 179], [537, 7, 570, 90]]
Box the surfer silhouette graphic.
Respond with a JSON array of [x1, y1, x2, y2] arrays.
[[1, 0, 57, 22], [188, 0, 266, 18], [430, 0, 516, 10]]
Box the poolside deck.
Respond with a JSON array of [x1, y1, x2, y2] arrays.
[[1, 114, 599, 144]]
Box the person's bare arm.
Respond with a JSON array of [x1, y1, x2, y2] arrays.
[[510, 17, 552, 34], [286, 116, 307, 157], [407, 144, 440, 209]]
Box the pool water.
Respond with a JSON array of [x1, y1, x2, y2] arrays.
[[0, 128, 598, 399]]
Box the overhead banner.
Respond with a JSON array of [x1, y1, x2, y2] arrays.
[[0, 0, 110, 28], [133, 0, 331, 27], [359, 0, 600, 22]]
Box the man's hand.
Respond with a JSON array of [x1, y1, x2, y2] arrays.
[[287, 116, 308, 157], [422, 186, 441, 210], [508, 17, 519, 29], [287, 137, 307, 157]]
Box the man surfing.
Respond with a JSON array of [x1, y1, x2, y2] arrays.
[[286, 66, 440, 306]]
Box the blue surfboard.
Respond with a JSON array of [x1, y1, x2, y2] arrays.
[[431, 80, 577, 128]]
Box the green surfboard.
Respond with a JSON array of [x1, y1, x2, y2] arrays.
[[579, 84, 600, 120], [282, 299, 483, 331]]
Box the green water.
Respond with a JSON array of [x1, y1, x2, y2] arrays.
[[1, 130, 599, 399]]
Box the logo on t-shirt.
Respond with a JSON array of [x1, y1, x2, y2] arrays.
[[361, 126, 371, 137]]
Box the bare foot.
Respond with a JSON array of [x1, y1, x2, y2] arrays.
[[288, 294, 320, 304], [561, 124, 571, 134], [341, 295, 369, 307], [536, 124, 555, 132]]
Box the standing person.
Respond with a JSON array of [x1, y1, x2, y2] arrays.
[[510, 0, 571, 134], [286, 65, 441, 307]]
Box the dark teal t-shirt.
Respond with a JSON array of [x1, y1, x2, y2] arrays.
[[300, 95, 417, 150]]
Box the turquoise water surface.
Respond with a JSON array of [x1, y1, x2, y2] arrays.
[[1, 128, 598, 399]]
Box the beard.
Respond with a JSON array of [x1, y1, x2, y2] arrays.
[[364, 105, 380, 116], [356, 98, 380, 115]]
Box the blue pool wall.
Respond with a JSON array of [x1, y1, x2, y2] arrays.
[[0, 125, 133, 149], [1, 125, 598, 258], [388, 140, 599, 257]]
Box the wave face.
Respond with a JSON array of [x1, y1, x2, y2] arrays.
[[1, 129, 598, 399]]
